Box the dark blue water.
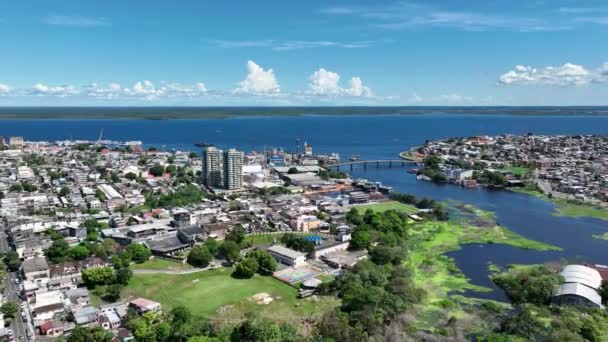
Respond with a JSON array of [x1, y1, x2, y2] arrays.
[[3, 114, 608, 301]]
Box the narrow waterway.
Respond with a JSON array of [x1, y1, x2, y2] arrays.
[[349, 167, 608, 301]]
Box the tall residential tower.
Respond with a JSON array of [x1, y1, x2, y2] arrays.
[[224, 149, 244, 190], [202, 146, 223, 188]]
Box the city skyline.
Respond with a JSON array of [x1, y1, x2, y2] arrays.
[[0, 0, 607, 106]]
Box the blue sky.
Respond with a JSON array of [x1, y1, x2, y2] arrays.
[[0, 0, 607, 105]]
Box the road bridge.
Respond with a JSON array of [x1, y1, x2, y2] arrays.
[[326, 159, 417, 171]]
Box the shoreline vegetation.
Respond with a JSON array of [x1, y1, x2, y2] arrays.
[[510, 187, 608, 222], [1, 106, 608, 120], [384, 202, 560, 332]]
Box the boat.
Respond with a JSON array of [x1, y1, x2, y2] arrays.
[[195, 142, 214, 148], [407, 168, 419, 174], [349, 154, 360, 161]]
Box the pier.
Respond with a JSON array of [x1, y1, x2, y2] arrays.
[[326, 159, 415, 171]]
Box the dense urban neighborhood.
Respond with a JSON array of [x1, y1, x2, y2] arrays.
[[0, 135, 607, 341], [407, 134, 608, 204]]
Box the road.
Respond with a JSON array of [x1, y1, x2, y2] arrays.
[[1, 229, 34, 341]]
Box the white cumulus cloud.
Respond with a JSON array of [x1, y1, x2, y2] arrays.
[[0, 84, 11, 95], [83, 83, 122, 98], [308, 68, 372, 97], [30, 83, 79, 96], [236, 61, 280, 94], [124, 80, 208, 99], [498, 63, 591, 86]]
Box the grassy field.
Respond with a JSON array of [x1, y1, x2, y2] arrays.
[[553, 199, 608, 221], [503, 166, 529, 177], [122, 267, 339, 323], [131, 258, 194, 271], [407, 205, 560, 332], [244, 234, 285, 246], [355, 201, 418, 214]]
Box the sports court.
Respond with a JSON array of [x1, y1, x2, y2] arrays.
[[274, 264, 324, 285]]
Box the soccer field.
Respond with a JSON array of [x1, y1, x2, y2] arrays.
[[122, 267, 339, 322]]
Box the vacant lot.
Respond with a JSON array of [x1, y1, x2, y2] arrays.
[[122, 267, 339, 323]]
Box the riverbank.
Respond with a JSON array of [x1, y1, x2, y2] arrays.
[[3, 106, 608, 120], [510, 187, 608, 222]]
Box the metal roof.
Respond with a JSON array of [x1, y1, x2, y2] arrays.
[[560, 264, 602, 290], [267, 245, 306, 259], [555, 282, 602, 307]]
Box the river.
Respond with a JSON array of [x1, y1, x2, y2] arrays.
[[3, 113, 608, 301]]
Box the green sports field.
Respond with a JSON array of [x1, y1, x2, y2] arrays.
[[122, 267, 339, 322]]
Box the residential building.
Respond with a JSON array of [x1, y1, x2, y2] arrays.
[[202, 146, 223, 188], [224, 149, 244, 190]]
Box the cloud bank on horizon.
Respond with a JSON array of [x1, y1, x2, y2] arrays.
[[1, 0, 608, 105]]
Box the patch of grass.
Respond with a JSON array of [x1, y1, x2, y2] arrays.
[[504, 166, 529, 177], [592, 232, 608, 241], [131, 259, 194, 271], [123, 267, 339, 323], [244, 234, 284, 246], [316, 274, 335, 283], [356, 201, 418, 214], [553, 199, 608, 222]]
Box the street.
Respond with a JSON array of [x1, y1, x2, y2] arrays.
[[1, 230, 34, 341]]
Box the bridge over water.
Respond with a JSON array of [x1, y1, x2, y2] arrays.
[[326, 159, 417, 171]]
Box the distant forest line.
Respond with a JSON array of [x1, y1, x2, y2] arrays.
[[0, 106, 607, 120]]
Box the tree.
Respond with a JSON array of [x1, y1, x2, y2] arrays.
[[219, 241, 241, 264], [492, 266, 563, 305], [349, 229, 371, 250], [0, 301, 18, 319], [423, 155, 442, 170], [127, 244, 151, 264], [187, 246, 213, 267], [203, 239, 219, 256], [104, 284, 123, 301], [149, 164, 165, 177], [115, 267, 133, 285], [112, 251, 132, 269], [501, 308, 545, 340], [132, 317, 158, 342], [169, 305, 193, 341], [250, 250, 277, 275], [60, 185, 71, 196], [22, 182, 38, 192], [166, 165, 178, 176], [95, 189, 107, 201], [9, 183, 23, 192], [235, 316, 296, 342], [67, 326, 113, 342], [82, 267, 115, 287], [46, 238, 71, 263], [235, 257, 259, 278], [125, 172, 137, 180], [3, 251, 21, 272], [225, 225, 246, 245], [287, 167, 298, 174], [69, 245, 91, 260]]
